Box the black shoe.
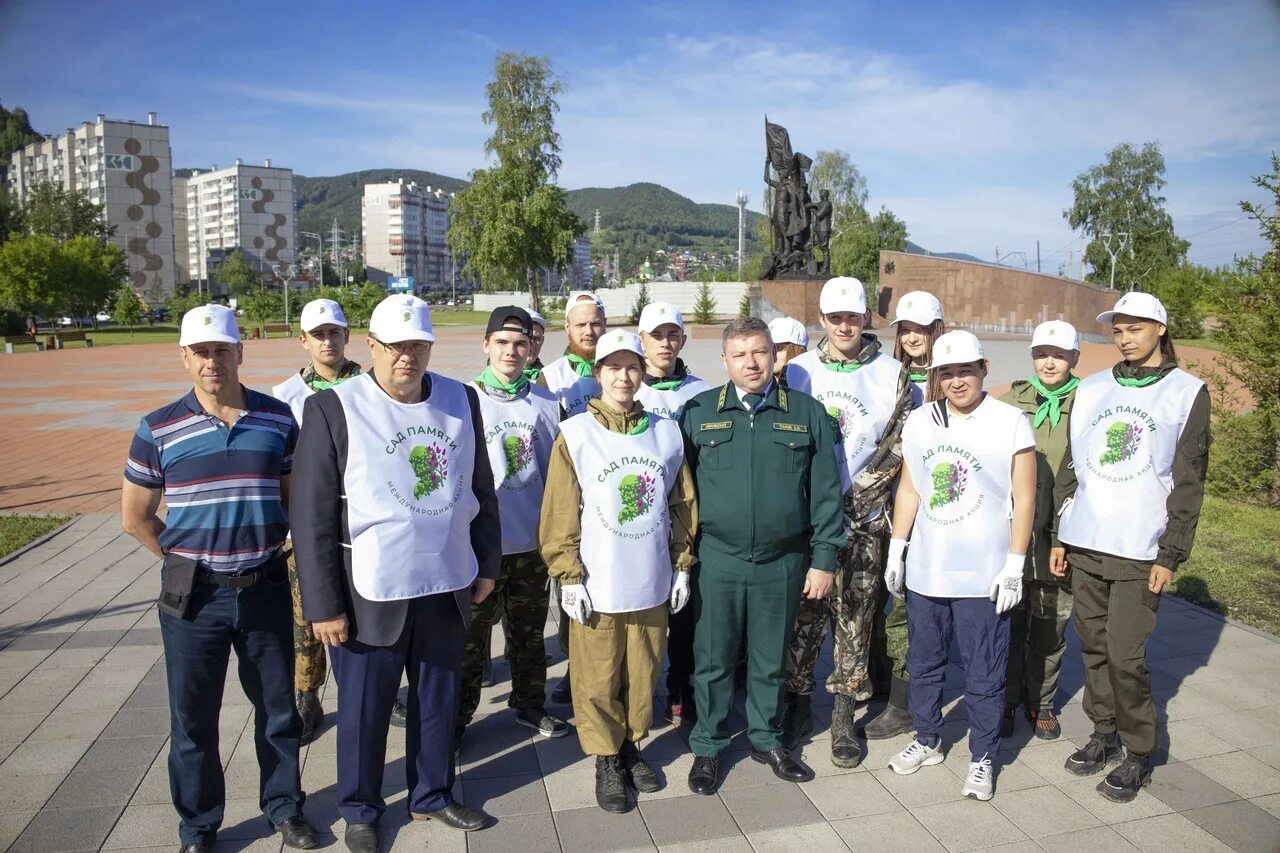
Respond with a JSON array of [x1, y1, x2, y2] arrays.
[[1097, 751, 1152, 802], [750, 747, 813, 782], [1000, 705, 1017, 739], [595, 754, 630, 813], [782, 691, 813, 749], [178, 843, 212, 853], [344, 823, 378, 853], [863, 677, 912, 740], [389, 698, 407, 728], [688, 755, 720, 795], [296, 689, 324, 746], [276, 815, 320, 850], [514, 706, 570, 738], [1065, 731, 1122, 776], [411, 801, 487, 831], [1028, 708, 1062, 740], [550, 671, 572, 705], [829, 694, 863, 769], [621, 739, 661, 793]]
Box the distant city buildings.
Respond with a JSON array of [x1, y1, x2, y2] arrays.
[[362, 180, 453, 291], [5, 113, 177, 300]]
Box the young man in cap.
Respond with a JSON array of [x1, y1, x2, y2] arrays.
[[633, 301, 710, 723], [524, 309, 549, 383], [678, 318, 845, 794], [272, 298, 362, 744], [456, 306, 570, 748], [780, 277, 911, 768], [291, 294, 501, 852], [121, 304, 319, 853], [541, 290, 605, 417]]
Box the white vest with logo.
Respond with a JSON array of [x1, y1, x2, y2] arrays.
[[333, 373, 479, 601], [543, 356, 601, 417], [560, 413, 684, 614], [1058, 368, 1204, 562], [272, 372, 311, 425], [635, 375, 712, 420], [902, 396, 1035, 597], [786, 348, 902, 492], [473, 384, 560, 555]]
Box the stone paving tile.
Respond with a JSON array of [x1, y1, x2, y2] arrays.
[[637, 794, 739, 846], [746, 820, 851, 852], [45, 766, 147, 810], [0, 736, 93, 776], [461, 771, 550, 817], [101, 801, 176, 848], [554, 802, 657, 850], [871, 765, 966, 809], [1182, 798, 1280, 853], [1110, 812, 1236, 853], [831, 809, 947, 853], [720, 782, 824, 834], [11, 804, 124, 852], [990, 783, 1100, 838], [798, 771, 901, 821], [1254, 792, 1280, 819], [1036, 825, 1141, 852], [466, 811, 558, 853], [657, 836, 753, 852], [1146, 761, 1241, 811], [0, 810, 38, 852], [1188, 750, 1280, 799], [1055, 773, 1175, 823]]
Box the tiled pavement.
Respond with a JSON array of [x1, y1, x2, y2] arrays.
[[2, 515, 1280, 852]]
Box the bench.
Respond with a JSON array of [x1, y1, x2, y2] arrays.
[[261, 323, 293, 338], [53, 330, 94, 349], [4, 335, 45, 353]]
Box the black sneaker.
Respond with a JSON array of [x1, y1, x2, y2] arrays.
[[1097, 751, 1152, 802], [550, 672, 572, 705], [514, 706, 570, 738], [1000, 705, 1017, 739], [595, 754, 629, 813], [1065, 731, 1121, 776], [621, 739, 661, 793]]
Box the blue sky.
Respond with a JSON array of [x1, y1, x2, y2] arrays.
[[2, 0, 1277, 269]]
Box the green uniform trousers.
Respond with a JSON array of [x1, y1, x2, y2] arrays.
[[288, 553, 327, 692], [1005, 579, 1074, 710], [1072, 563, 1161, 756], [457, 551, 551, 727], [569, 602, 667, 756], [690, 552, 807, 757], [871, 589, 910, 681]]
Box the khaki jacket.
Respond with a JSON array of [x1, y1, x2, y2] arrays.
[[1001, 380, 1075, 584]]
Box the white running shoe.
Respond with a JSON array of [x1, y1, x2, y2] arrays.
[[889, 737, 945, 775], [961, 755, 994, 800]]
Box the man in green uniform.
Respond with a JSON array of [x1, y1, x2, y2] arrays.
[[678, 318, 845, 795]]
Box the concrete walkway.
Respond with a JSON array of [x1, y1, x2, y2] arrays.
[[2, 514, 1280, 852]]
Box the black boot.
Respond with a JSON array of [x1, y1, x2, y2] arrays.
[[862, 677, 912, 740], [595, 754, 629, 813], [1065, 731, 1122, 776], [621, 739, 661, 793], [295, 689, 324, 746], [550, 668, 572, 705], [829, 694, 862, 768], [782, 691, 813, 749]]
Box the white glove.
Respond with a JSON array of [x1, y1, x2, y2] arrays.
[[990, 553, 1025, 615], [884, 538, 907, 598], [561, 583, 593, 624], [670, 572, 691, 614]]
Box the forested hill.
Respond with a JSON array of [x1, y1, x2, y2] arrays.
[[293, 169, 468, 238], [565, 182, 764, 242]]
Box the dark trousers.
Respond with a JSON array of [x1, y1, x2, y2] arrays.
[[330, 592, 463, 825], [1071, 565, 1161, 756], [159, 577, 303, 845], [1005, 579, 1074, 710], [906, 590, 1009, 761], [665, 599, 695, 697], [690, 553, 806, 757]]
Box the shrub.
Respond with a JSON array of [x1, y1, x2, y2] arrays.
[[1206, 410, 1280, 507], [691, 280, 717, 324]]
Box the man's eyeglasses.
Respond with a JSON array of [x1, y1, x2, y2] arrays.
[[372, 337, 430, 358]]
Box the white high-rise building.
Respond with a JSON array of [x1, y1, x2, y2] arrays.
[[6, 113, 176, 301], [362, 180, 453, 291]]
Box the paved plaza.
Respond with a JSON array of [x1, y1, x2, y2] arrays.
[[1, 323, 1277, 852]]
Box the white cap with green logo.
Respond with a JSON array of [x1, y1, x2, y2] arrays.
[[179, 304, 239, 347], [369, 294, 435, 343], [593, 330, 646, 364]]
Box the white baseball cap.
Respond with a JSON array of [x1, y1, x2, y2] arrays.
[[768, 316, 809, 347], [179, 304, 239, 347], [929, 330, 985, 369], [819, 277, 868, 315], [594, 330, 645, 364], [299, 298, 348, 333], [566, 290, 604, 317], [528, 309, 547, 330], [1096, 291, 1168, 326], [893, 291, 944, 326], [1030, 320, 1080, 351], [638, 302, 684, 333], [368, 294, 435, 344]]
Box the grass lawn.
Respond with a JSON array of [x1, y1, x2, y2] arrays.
[[1175, 337, 1224, 353], [0, 514, 72, 559], [1170, 494, 1280, 634]]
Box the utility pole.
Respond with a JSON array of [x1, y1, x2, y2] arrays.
[[302, 231, 324, 286], [1036, 240, 1041, 273], [1101, 231, 1130, 290], [736, 191, 749, 276], [594, 209, 600, 233]]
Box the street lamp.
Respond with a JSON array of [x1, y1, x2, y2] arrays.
[[273, 263, 297, 326], [301, 231, 324, 287]]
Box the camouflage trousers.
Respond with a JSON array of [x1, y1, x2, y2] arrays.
[[1006, 579, 1074, 710], [872, 590, 910, 682], [288, 553, 327, 692], [457, 550, 550, 726], [785, 530, 885, 699]]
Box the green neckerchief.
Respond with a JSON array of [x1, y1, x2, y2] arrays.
[[1115, 374, 1160, 388], [302, 359, 361, 392], [566, 352, 594, 377], [1026, 374, 1079, 427], [475, 365, 529, 394], [1113, 358, 1175, 388], [908, 370, 929, 383], [522, 359, 544, 383], [644, 357, 690, 391], [627, 414, 650, 435]]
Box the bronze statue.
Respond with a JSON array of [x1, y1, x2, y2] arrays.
[[809, 189, 832, 274], [763, 119, 818, 279]]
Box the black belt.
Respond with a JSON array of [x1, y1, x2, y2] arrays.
[[195, 552, 287, 589]]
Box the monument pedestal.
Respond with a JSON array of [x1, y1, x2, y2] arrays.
[[757, 278, 827, 327]]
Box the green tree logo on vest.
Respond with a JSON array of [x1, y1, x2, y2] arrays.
[[1100, 421, 1143, 466], [503, 434, 534, 478], [409, 443, 449, 498], [617, 472, 657, 524], [825, 405, 848, 443], [929, 462, 969, 509]]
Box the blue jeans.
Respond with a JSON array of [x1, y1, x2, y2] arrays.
[[159, 574, 303, 845]]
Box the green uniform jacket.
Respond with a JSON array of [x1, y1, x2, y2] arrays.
[[1001, 379, 1075, 585], [678, 381, 845, 571]]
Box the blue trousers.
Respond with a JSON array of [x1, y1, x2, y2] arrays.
[[906, 590, 1009, 761], [330, 592, 463, 825], [159, 577, 303, 846]]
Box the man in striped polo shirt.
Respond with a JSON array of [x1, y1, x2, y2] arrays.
[[121, 304, 318, 853]]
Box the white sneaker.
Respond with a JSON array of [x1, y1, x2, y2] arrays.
[[961, 755, 994, 800], [889, 737, 945, 775]]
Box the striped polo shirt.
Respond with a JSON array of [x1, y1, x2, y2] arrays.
[[124, 387, 298, 573]]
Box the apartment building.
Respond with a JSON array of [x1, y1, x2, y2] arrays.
[[362, 180, 453, 290]]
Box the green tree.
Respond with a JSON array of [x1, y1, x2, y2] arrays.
[[1065, 141, 1189, 290], [447, 52, 584, 312], [0, 103, 43, 162], [239, 289, 283, 331], [22, 183, 113, 243], [61, 236, 126, 325], [111, 282, 147, 335], [1150, 264, 1208, 338], [831, 205, 909, 290], [808, 150, 869, 234], [215, 249, 263, 297], [629, 281, 650, 325], [167, 287, 205, 322], [738, 288, 752, 318], [691, 278, 717, 324], [0, 189, 23, 246], [0, 234, 62, 317]]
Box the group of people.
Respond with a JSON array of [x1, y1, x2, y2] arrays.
[[121, 278, 1208, 852]]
